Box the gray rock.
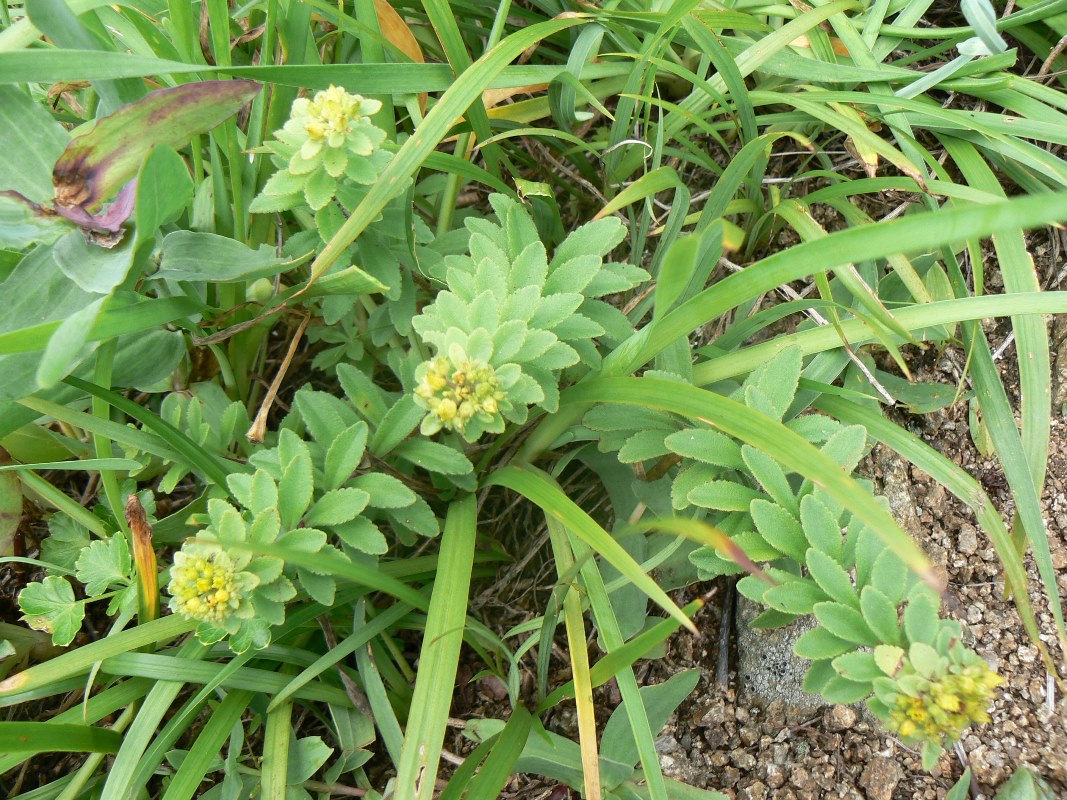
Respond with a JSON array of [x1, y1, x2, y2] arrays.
[[735, 595, 825, 715]]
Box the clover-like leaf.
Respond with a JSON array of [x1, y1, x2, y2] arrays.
[[18, 576, 85, 646], [75, 534, 132, 596]]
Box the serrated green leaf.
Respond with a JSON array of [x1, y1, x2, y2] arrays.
[[741, 445, 796, 514], [870, 549, 908, 605], [387, 495, 440, 538], [393, 439, 473, 476], [820, 675, 871, 704], [874, 644, 905, 676], [813, 601, 878, 646], [799, 494, 842, 560], [663, 428, 744, 469], [75, 534, 131, 597], [743, 346, 802, 421], [306, 488, 370, 527], [333, 517, 388, 554], [908, 642, 941, 679], [802, 659, 835, 694], [324, 423, 369, 491], [294, 389, 357, 445], [18, 575, 85, 646], [817, 425, 868, 472], [750, 607, 798, 629], [40, 514, 90, 572], [687, 480, 765, 512], [764, 579, 827, 615], [805, 548, 858, 608], [617, 430, 672, 463], [793, 626, 854, 660], [751, 500, 806, 562], [859, 585, 901, 646], [831, 651, 882, 682], [903, 592, 940, 646], [278, 438, 314, 530], [353, 472, 416, 508]]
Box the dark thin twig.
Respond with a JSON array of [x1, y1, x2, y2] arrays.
[[716, 577, 737, 690]]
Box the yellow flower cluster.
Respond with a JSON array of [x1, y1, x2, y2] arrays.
[[414, 350, 505, 434], [290, 85, 380, 157], [167, 548, 242, 624], [886, 661, 1003, 743]]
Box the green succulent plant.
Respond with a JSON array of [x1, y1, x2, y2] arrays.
[[411, 194, 648, 439], [250, 85, 390, 213]]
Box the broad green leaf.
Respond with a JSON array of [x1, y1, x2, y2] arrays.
[[764, 579, 828, 615], [39, 514, 90, 572], [287, 735, 333, 785], [0, 86, 68, 203], [353, 472, 416, 508], [0, 450, 21, 556], [799, 495, 842, 561], [741, 445, 795, 514], [134, 146, 193, 237], [324, 423, 369, 491], [805, 548, 859, 608], [0, 193, 70, 249], [305, 488, 370, 527], [860, 586, 901, 646], [155, 231, 292, 283], [53, 229, 135, 294], [793, 627, 854, 660], [903, 592, 940, 646], [393, 439, 473, 476], [831, 651, 882, 682], [750, 500, 806, 563], [820, 676, 871, 704], [813, 601, 878, 646], [599, 669, 700, 775], [687, 480, 765, 512], [663, 428, 743, 469]]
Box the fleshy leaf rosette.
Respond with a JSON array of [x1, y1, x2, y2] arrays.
[[166, 497, 294, 653], [251, 85, 389, 213], [411, 195, 648, 439]]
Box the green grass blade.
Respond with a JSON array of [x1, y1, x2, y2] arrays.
[[305, 16, 587, 286], [462, 705, 534, 800], [538, 599, 703, 711], [520, 192, 1067, 461], [559, 378, 934, 583], [394, 494, 477, 800], [268, 602, 411, 711], [0, 616, 194, 699], [694, 292, 1067, 384], [64, 376, 236, 487], [162, 690, 255, 800], [486, 464, 696, 632], [0, 722, 122, 754]]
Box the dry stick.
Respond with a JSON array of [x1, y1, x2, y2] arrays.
[[715, 577, 737, 690], [317, 614, 374, 716], [246, 314, 310, 444]]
